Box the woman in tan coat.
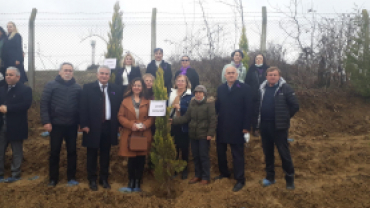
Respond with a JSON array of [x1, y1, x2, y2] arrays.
[[118, 77, 153, 193]]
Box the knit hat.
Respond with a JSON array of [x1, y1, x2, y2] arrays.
[[194, 85, 207, 95]]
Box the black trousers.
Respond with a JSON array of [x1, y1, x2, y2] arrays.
[[260, 121, 295, 181], [49, 124, 77, 182], [87, 121, 112, 181], [216, 142, 245, 184], [191, 139, 210, 180], [127, 156, 146, 181]]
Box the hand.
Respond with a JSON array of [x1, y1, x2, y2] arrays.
[[132, 123, 138, 131], [207, 136, 212, 140], [242, 129, 249, 134], [15, 61, 20, 65], [43, 124, 52, 132], [139, 124, 146, 131], [81, 127, 90, 134], [0, 105, 7, 113], [173, 104, 180, 110]]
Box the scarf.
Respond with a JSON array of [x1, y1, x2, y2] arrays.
[[180, 66, 190, 75]]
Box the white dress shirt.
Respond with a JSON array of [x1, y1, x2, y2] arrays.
[[99, 82, 111, 120], [122, 66, 132, 85]]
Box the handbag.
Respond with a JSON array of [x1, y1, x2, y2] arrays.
[[128, 132, 147, 152]]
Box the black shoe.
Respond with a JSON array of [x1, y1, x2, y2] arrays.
[[48, 180, 57, 187], [214, 175, 229, 180], [181, 169, 188, 180], [99, 179, 111, 189], [232, 182, 244, 192], [285, 175, 295, 190], [89, 180, 98, 191]]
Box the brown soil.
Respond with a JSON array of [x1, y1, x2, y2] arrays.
[[1, 89, 370, 208]]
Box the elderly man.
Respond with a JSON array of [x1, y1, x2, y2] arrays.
[[80, 66, 122, 191], [0, 67, 32, 183], [215, 65, 253, 192], [256, 67, 299, 190], [40, 62, 82, 187]]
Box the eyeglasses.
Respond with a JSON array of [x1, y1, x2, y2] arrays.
[[181, 60, 189, 62]]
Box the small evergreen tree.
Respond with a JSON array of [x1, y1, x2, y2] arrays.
[[150, 67, 187, 197], [239, 26, 250, 69], [105, 1, 124, 82], [345, 9, 370, 96]]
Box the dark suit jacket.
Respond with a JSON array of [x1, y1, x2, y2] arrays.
[[146, 60, 172, 94], [80, 81, 123, 148], [0, 82, 32, 141], [114, 66, 142, 91], [215, 80, 253, 144], [174, 68, 199, 92]]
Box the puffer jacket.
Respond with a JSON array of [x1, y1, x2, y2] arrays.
[[40, 75, 82, 125], [172, 96, 217, 139], [256, 77, 299, 130]]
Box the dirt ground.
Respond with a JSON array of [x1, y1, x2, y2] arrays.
[[1, 89, 370, 208]]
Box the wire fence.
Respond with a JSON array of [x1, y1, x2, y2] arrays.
[[0, 11, 348, 95]]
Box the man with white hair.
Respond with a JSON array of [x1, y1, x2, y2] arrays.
[[80, 66, 123, 191], [0, 67, 32, 183], [40, 62, 82, 187], [215, 65, 253, 192]]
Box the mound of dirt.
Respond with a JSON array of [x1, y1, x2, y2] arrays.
[[0, 89, 370, 208]]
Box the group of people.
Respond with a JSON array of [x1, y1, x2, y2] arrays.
[[0, 46, 299, 193]]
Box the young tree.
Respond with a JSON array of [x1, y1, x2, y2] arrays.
[[105, 1, 124, 82], [345, 9, 370, 96], [150, 67, 187, 196], [239, 26, 250, 68]]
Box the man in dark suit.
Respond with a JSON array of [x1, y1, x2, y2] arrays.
[[80, 66, 122, 191], [215, 65, 253, 192], [0, 67, 32, 183]]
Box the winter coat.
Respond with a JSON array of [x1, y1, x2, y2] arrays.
[[118, 97, 154, 157], [173, 96, 217, 140], [1, 33, 27, 83], [40, 75, 82, 125], [168, 88, 193, 133], [244, 64, 270, 99], [146, 60, 172, 94], [215, 80, 253, 144], [256, 77, 299, 130], [114, 66, 142, 92], [221, 61, 247, 84], [174, 68, 199, 92], [80, 81, 123, 148], [0, 82, 32, 141]]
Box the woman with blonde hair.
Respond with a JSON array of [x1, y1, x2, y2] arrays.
[[115, 53, 142, 93], [1, 22, 27, 83], [168, 74, 193, 179]]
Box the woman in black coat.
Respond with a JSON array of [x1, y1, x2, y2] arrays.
[[174, 56, 199, 92], [244, 53, 269, 136], [114, 53, 142, 93], [1, 22, 27, 83], [146, 48, 172, 94]]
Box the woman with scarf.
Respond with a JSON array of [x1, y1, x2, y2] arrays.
[[174, 56, 199, 92], [221, 50, 247, 84], [244, 53, 269, 137], [1, 22, 27, 83]]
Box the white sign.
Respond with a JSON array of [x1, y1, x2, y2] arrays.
[[149, 100, 167, 117], [103, 58, 117, 69]]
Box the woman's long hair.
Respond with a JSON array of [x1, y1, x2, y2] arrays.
[[123, 77, 149, 100], [120, 52, 136, 68], [0, 27, 7, 41], [7, 22, 19, 40]]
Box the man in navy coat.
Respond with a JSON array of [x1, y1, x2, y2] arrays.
[[0, 67, 32, 183], [80, 66, 123, 191], [215, 65, 253, 192]]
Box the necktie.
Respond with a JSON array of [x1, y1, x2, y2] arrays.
[[102, 85, 107, 122]]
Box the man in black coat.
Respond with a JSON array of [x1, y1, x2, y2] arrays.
[[0, 67, 32, 183], [40, 62, 82, 187], [146, 48, 172, 94], [244, 54, 269, 137], [215, 65, 253, 192], [80, 66, 123, 191], [256, 67, 299, 190]]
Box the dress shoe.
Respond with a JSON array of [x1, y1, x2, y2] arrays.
[[213, 175, 229, 180], [181, 169, 188, 180], [200, 180, 209, 185], [188, 177, 201, 184], [285, 175, 295, 190], [48, 180, 57, 187], [99, 179, 111, 189], [232, 182, 244, 192], [89, 181, 98, 191]]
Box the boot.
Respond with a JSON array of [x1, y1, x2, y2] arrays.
[[285, 175, 295, 190], [133, 179, 141, 192]]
